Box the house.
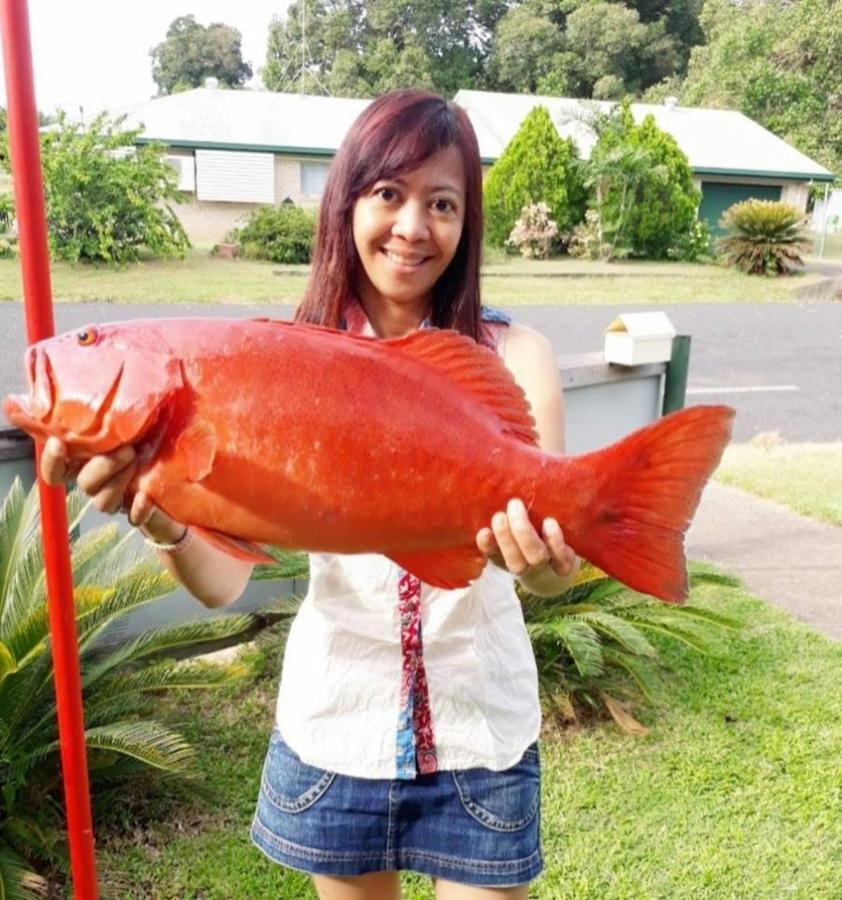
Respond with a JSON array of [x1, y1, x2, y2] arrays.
[[113, 83, 834, 243], [453, 90, 835, 234], [111, 83, 370, 243]]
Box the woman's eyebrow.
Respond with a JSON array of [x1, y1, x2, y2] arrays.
[[429, 184, 463, 196]]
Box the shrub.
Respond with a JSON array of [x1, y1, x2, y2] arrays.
[[716, 199, 813, 275], [519, 560, 741, 731], [669, 217, 713, 262], [0, 194, 16, 259], [588, 100, 700, 260], [0, 480, 305, 896], [231, 203, 316, 264], [13, 112, 190, 265], [568, 209, 606, 261], [505, 202, 559, 259], [484, 105, 587, 248]]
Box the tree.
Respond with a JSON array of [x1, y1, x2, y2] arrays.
[[1, 112, 190, 264], [486, 6, 566, 94], [487, 0, 685, 99], [483, 105, 587, 248], [680, 0, 842, 178], [150, 15, 252, 95], [263, 0, 507, 97], [588, 100, 701, 259]]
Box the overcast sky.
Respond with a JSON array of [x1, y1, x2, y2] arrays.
[[0, 1, 293, 116]]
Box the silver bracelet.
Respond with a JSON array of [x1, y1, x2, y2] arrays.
[[142, 526, 193, 555]]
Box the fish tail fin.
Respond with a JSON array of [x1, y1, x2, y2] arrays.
[[559, 405, 735, 603]]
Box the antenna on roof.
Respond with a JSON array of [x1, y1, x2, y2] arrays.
[[297, 0, 332, 97]]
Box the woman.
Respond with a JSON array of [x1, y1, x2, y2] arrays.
[[41, 90, 580, 900]]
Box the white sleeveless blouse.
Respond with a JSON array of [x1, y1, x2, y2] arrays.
[[274, 308, 541, 779]]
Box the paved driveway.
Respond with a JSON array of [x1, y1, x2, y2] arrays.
[[1, 301, 840, 443]]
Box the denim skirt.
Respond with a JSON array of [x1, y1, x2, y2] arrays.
[[250, 729, 543, 887]]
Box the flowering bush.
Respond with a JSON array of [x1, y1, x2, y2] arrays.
[[568, 209, 605, 260], [505, 202, 560, 259]]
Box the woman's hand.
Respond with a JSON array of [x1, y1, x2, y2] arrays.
[[40, 436, 183, 543], [476, 497, 579, 596]]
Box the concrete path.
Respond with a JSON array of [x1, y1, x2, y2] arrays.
[[686, 481, 842, 641]]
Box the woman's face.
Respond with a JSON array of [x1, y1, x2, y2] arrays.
[[351, 145, 466, 314]]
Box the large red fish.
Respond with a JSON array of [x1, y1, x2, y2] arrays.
[[4, 318, 733, 602]]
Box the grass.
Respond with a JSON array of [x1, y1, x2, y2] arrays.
[[715, 441, 842, 526], [806, 231, 842, 262], [77, 577, 842, 900], [0, 246, 833, 306]]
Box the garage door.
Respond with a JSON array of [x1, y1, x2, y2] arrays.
[[699, 182, 782, 235]]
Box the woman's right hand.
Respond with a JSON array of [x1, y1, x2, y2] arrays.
[[40, 436, 184, 542]]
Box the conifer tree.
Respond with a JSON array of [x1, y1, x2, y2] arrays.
[[483, 106, 587, 248]]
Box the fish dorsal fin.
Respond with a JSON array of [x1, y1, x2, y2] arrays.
[[384, 329, 538, 445]]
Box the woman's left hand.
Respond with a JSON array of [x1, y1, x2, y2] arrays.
[[476, 497, 579, 593]]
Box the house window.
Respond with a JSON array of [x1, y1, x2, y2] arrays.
[[301, 161, 330, 197], [195, 150, 274, 203]]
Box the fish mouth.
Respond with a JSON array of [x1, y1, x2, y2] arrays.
[[4, 346, 128, 451]]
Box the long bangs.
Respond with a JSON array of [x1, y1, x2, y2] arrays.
[[297, 90, 486, 344]]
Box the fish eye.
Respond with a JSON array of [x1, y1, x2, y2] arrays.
[[75, 328, 98, 346]]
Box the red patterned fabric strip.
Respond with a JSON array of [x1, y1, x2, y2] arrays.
[[398, 570, 438, 775]]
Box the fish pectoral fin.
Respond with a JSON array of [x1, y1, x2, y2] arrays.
[[387, 546, 487, 590], [176, 419, 217, 482], [190, 525, 277, 565]]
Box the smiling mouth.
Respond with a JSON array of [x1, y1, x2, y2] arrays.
[[381, 248, 431, 268]]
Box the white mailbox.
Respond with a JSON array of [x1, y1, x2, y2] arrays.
[[603, 312, 676, 366]]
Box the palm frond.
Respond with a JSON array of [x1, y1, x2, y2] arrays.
[[83, 721, 196, 775], [81, 614, 255, 684], [68, 521, 122, 585], [0, 841, 48, 900], [527, 618, 604, 678], [0, 478, 28, 619], [250, 546, 309, 581], [687, 560, 741, 588], [627, 610, 727, 655], [74, 569, 176, 651], [90, 659, 247, 709], [601, 645, 661, 702], [571, 609, 658, 658], [23, 721, 195, 777]]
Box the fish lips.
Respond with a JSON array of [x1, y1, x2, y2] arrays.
[[5, 339, 184, 455]]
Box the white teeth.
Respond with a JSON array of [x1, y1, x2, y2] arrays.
[[383, 250, 426, 267]]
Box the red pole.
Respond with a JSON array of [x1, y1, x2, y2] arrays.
[[0, 2, 99, 897]]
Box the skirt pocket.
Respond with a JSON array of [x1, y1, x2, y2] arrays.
[[260, 729, 336, 814], [450, 743, 540, 833]]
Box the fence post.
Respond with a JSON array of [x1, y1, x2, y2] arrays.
[[663, 335, 691, 414]]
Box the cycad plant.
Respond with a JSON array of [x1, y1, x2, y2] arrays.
[[717, 199, 813, 275], [520, 561, 742, 734], [0, 479, 293, 899]]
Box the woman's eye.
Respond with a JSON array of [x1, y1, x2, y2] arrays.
[[433, 198, 455, 214], [377, 187, 397, 202]]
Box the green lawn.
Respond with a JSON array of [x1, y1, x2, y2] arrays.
[[80, 578, 842, 900], [715, 442, 842, 526], [806, 230, 842, 262], [0, 247, 831, 305]]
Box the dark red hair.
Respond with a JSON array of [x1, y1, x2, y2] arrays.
[[295, 90, 486, 342]]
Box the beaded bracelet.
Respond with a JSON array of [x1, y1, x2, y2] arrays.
[[141, 526, 193, 555]]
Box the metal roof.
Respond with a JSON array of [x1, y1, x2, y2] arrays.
[[453, 90, 835, 182], [109, 86, 834, 182], [111, 87, 371, 156]]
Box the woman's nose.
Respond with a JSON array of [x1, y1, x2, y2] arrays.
[[391, 201, 429, 242]]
